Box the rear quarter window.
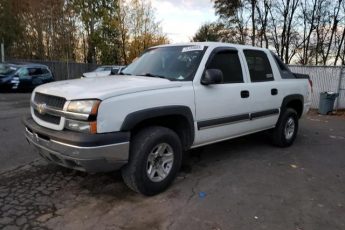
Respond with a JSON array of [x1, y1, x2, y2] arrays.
[[271, 52, 295, 79], [41, 68, 50, 74]]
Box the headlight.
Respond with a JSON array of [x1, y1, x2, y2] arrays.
[[65, 100, 100, 134], [67, 100, 100, 115], [10, 76, 19, 83], [65, 119, 97, 134]]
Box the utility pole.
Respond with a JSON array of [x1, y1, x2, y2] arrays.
[[1, 39, 4, 63]]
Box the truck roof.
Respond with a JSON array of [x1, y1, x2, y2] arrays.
[[154, 42, 268, 51]]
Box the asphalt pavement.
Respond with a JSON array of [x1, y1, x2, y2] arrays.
[[0, 93, 345, 230], [0, 93, 37, 172]]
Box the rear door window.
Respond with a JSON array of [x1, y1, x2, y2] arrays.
[[41, 68, 50, 75], [243, 50, 274, 82], [28, 68, 43, 76]]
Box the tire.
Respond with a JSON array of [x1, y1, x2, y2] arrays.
[[121, 126, 182, 196], [271, 108, 299, 147]]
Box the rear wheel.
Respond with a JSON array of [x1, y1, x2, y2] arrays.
[[121, 126, 182, 196], [271, 108, 299, 147]]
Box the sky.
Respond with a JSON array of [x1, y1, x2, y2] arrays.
[[151, 0, 218, 43]]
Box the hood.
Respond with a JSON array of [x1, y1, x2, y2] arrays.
[[34, 75, 183, 100], [82, 71, 110, 78]]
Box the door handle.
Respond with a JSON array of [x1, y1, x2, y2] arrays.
[[241, 90, 250, 98], [271, 88, 278, 95]]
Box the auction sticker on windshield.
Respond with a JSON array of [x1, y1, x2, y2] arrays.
[[182, 45, 204, 52]]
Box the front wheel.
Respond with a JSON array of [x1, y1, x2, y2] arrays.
[[121, 126, 182, 196], [271, 108, 299, 147]]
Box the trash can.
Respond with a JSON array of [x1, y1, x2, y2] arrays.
[[318, 92, 339, 115]]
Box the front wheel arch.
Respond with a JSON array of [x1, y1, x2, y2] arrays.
[[121, 106, 195, 150]]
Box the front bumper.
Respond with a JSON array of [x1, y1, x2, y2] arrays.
[[23, 116, 130, 173]]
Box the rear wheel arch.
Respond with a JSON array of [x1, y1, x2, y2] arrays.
[[281, 94, 304, 118]]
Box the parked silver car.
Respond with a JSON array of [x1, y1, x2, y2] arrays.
[[82, 65, 125, 78]]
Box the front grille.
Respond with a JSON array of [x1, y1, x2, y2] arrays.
[[34, 92, 66, 109], [34, 109, 61, 125]]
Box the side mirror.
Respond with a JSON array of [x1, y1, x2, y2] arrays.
[[110, 68, 119, 75], [201, 69, 223, 85]]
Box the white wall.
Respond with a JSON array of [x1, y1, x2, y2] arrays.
[[289, 65, 345, 109]]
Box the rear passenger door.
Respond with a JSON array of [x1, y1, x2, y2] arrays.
[[39, 67, 54, 83], [193, 47, 253, 146], [29, 68, 52, 88], [242, 49, 281, 130], [27, 68, 43, 89]]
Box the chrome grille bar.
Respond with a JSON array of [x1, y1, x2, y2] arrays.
[[31, 101, 89, 121]]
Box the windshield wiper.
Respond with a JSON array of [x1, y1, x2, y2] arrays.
[[139, 73, 169, 80]]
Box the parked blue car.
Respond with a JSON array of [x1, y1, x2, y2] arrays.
[[0, 63, 54, 91]]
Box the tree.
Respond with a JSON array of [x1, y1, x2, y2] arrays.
[[94, 1, 121, 64], [250, 0, 257, 46], [1, 0, 168, 64], [214, 0, 242, 19], [116, 0, 130, 64], [214, 0, 249, 44], [323, 0, 342, 65], [125, 0, 168, 63], [255, 0, 271, 48], [214, 0, 258, 45], [271, 0, 300, 63], [211, 0, 345, 65], [334, 1, 345, 65], [0, 0, 78, 61], [0, 0, 23, 57], [192, 22, 227, 42], [69, 0, 117, 63]]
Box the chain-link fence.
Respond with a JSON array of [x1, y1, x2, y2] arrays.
[[7, 59, 99, 81]]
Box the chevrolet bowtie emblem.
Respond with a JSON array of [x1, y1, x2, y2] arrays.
[[37, 103, 47, 115]]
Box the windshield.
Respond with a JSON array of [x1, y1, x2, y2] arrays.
[[121, 45, 207, 81], [0, 64, 18, 76]]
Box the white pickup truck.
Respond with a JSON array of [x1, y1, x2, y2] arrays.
[[24, 42, 312, 195]]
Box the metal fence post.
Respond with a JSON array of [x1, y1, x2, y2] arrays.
[[336, 65, 344, 110], [1, 41, 4, 63], [66, 59, 70, 80]]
